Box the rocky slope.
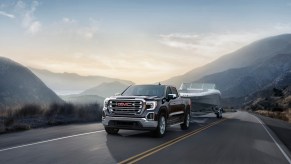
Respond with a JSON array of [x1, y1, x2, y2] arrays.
[[0, 57, 63, 108], [163, 34, 291, 87], [197, 54, 291, 98]]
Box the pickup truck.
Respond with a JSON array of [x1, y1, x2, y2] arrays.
[[102, 84, 191, 137]]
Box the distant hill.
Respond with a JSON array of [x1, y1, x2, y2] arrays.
[[80, 81, 130, 98], [60, 94, 105, 105], [197, 54, 291, 98], [0, 57, 63, 108], [30, 68, 134, 95], [162, 34, 291, 87], [59, 81, 130, 104], [244, 70, 291, 103]]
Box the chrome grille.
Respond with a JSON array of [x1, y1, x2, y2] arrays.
[[108, 100, 144, 115]]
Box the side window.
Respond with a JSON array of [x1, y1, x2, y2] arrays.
[[170, 87, 179, 96], [166, 87, 172, 96]]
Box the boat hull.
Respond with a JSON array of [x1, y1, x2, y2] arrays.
[[180, 93, 221, 115], [178, 83, 222, 116]]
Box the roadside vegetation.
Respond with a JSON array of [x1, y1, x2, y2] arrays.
[[244, 87, 291, 123], [0, 103, 102, 134], [255, 109, 291, 123]]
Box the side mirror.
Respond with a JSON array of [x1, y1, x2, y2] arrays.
[[162, 98, 167, 104], [168, 94, 177, 100], [115, 93, 121, 96]]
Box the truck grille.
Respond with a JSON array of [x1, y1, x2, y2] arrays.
[[108, 100, 144, 115]]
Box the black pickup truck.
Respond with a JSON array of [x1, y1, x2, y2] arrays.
[[102, 84, 191, 137]]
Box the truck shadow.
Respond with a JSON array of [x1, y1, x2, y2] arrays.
[[104, 117, 220, 162], [104, 116, 290, 163]]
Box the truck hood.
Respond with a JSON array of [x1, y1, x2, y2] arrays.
[[109, 95, 161, 101]]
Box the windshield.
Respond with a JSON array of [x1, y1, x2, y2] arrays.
[[122, 85, 165, 97]]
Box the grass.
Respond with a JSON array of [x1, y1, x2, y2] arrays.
[[255, 109, 291, 123], [0, 103, 102, 134]]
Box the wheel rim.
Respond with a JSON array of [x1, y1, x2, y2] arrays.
[[160, 116, 166, 134], [186, 113, 190, 127]]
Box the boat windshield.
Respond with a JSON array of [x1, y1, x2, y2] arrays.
[[179, 83, 215, 91]]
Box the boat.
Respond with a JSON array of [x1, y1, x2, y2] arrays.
[[178, 83, 223, 118]]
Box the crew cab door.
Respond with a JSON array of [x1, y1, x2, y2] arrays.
[[170, 86, 185, 114], [166, 87, 183, 123]]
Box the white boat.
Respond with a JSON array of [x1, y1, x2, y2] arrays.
[[178, 83, 223, 118]]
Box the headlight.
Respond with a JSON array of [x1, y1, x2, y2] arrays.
[[103, 98, 109, 109], [146, 101, 157, 110]]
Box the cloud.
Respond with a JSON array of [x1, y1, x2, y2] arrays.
[[77, 18, 99, 39], [62, 17, 76, 24], [54, 17, 98, 39], [160, 33, 253, 58], [14, 0, 41, 34], [273, 23, 291, 32], [159, 27, 291, 59], [28, 21, 41, 33], [0, 11, 15, 18], [77, 26, 98, 39], [60, 51, 185, 83]]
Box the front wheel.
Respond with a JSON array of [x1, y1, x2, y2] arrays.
[[180, 112, 190, 130], [105, 127, 119, 135], [153, 114, 167, 137]]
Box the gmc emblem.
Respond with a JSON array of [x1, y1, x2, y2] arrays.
[[117, 102, 132, 107]]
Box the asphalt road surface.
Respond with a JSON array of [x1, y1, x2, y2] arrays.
[[0, 111, 291, 164]]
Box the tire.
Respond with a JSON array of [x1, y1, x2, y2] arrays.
[[216, 109, 222, 119], [180, 112, 190, 130], [105, 127, 119, 135], [221, 108, 224, 113], [153, 114, 167, 138]]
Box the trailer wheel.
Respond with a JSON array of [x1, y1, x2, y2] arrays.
[[216, 109, 222, 118]]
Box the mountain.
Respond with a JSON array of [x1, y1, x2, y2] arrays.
[[0, 57, 63, 108], [163, 34, 291, 87], [80, 81, 130, 98], [244, 70, 291, 103], [243, 85, 291, 113], [30, 68, 134, 95], [60, 94, 105, 105], [59, 81, 130, 104], [197, 54, 291, 98]]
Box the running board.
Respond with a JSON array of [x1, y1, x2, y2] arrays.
[[168, 122, 184, 127]]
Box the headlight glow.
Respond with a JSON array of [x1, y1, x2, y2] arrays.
[[146, 101, 157, 110], [103, 98, 109, 109]]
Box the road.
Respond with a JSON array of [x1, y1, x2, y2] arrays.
[[0, 111, 290, 164]]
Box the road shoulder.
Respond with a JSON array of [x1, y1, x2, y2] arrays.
[[252, 112, 291, 161]]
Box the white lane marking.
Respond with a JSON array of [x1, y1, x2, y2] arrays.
[[0, 130, 105, 152], [253, 115, 291, 164]]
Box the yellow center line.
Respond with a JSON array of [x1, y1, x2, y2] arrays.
[[119, 118, 227, 164]]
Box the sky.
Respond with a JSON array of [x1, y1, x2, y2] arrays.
[[0, 0, 291, 83]]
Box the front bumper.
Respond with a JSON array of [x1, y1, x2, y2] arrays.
[[102, 116, 158, 130]]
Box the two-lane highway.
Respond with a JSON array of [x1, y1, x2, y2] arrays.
[[0, 111, 290, 164]]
